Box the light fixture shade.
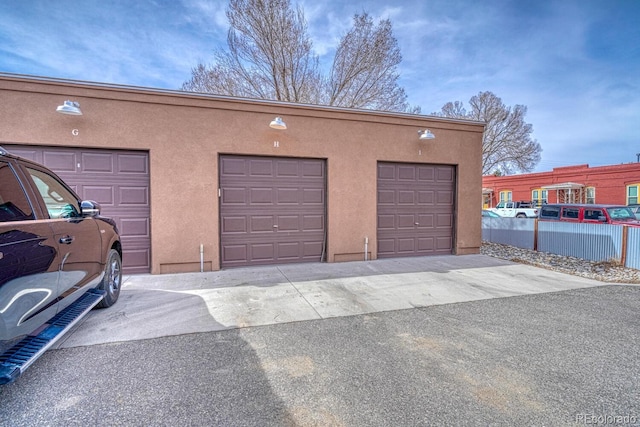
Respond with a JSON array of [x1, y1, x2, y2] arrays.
[[269, 117, 287, 130], [56, 100, 82, 115], [419, 129, 435, 140]]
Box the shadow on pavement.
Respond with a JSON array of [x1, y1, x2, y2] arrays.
[[0, 293, 299, 427]]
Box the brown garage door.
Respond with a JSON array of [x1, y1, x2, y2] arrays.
[[220, 155, 325, 268], [377, 162, 455, 258], [5, 145, 150, 274]]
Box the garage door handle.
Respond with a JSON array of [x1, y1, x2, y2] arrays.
[[59, 236, 75, 245], [414, 222, 419, 225], [273, 225, 278, 228]]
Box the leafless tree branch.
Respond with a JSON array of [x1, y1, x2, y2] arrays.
[[433, 91, 542, 174], [182, 2, 418, 113]]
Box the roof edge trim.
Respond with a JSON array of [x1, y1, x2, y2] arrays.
[[0, 72, 485, 126]]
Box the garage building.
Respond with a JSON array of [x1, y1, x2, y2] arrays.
[[0, 74, 484, 274]]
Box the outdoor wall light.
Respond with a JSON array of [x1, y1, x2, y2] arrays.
[[56, 100, 83, 115], [418, 129, 435, 140], [269, 117, 287, 130]]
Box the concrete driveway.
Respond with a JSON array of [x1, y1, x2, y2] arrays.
[[57, 254, 607, 349], [3, 254, 639, 426]]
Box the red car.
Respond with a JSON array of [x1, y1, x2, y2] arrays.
[[538, 204, 640, 226]]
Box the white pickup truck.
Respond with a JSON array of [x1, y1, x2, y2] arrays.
[[489, 201, 539, 218]]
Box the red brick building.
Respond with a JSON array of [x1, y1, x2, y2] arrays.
[[482, 163, 640, 208]]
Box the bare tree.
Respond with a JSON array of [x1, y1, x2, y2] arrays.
[[183, 1, 418, 113], [434, 91, 542, 175], [326, 13, 412, 112], [182, 0, 321, 104]]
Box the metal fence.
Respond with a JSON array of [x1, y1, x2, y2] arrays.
[[627, 227, 640, 270], [481, 218, 639, 269], [481, 217, 535, 249]]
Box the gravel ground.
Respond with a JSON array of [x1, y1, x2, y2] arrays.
[[481, 241, 640, 284]]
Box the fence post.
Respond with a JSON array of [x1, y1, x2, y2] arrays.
[[533, 219, 539, 252], [621, 225, 628, 266]]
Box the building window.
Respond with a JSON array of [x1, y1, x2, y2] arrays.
[[586, 187, 596, 204], [531, 189, 548, 207], [628, 184, 639, 205], [499, 191, 512, 203]]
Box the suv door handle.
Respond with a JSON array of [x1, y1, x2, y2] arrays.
[[59, 236, 75, 245]]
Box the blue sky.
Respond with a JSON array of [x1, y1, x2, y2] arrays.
[[1, 0, 639, 173]]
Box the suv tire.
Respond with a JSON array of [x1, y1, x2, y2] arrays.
[[97, 249, 122, 308]]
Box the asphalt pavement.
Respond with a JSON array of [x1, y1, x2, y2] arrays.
[[0, 254, 639, 426]]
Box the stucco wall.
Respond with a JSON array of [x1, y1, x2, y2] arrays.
[[0, 75, 484, 273]]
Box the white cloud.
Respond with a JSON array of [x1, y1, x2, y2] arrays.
[[0, 0, 637, 171]]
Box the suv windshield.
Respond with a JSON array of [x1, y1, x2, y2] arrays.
[[606, 207, 636, 221]]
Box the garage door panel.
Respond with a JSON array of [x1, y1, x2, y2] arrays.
[[303, 241, 323, 256], [417, 214, 434, 228], [119, 186, 149, 205], [417, 191, 434, 205], [222, 187, 247, 204], [303, 215, 324, 231], [118, 154, 148, 174], [222, 158, 247, 175], [43, 151, 76, 172], [224, 245, 248, 263], [417, 237, 435, 251], [437, 167, 454, 181], [252, 244, 275, 261], [220, 155, 325, 267], [277, 216, 300, 231], [277, 188, 299, 204], [378, 239, 395, 255], [398, 215, 416, 228], [119, 217, 150, 237], [250, 159, 274, 176], [378, 190, 395, 204], [418, 167, 435, 181], [437, 237, 453, 250], [83, 186, 115, 205], [81, 153, 114, 173], [5, 145, 151, 274], [277, 242, 300, 259], [123, 248, 151, 271], [437, 191, 454, 205], [397, 238, 416, 252], [303, 161, 323, 177], [398, 191, 415, 204], [250, 216, 273, 232], [377, 164, 395, 180], [378, 162, 454, 258], [377, 215, 395, 229], [437, 214, 453, 227], [250, 188, 274, 204], [276, 160, 299, 176], [398, 166, 416, 180], [303, 188, 324, 204], [223, 216, 248, 233]]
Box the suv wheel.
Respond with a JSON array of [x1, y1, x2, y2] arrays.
[[97, 249, 122, 308]]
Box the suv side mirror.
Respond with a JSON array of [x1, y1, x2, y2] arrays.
[[80, 200, 101, 217], [597, 215, 607, 222]]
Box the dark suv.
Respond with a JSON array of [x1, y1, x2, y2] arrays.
[[1, 147, 122, 384]]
